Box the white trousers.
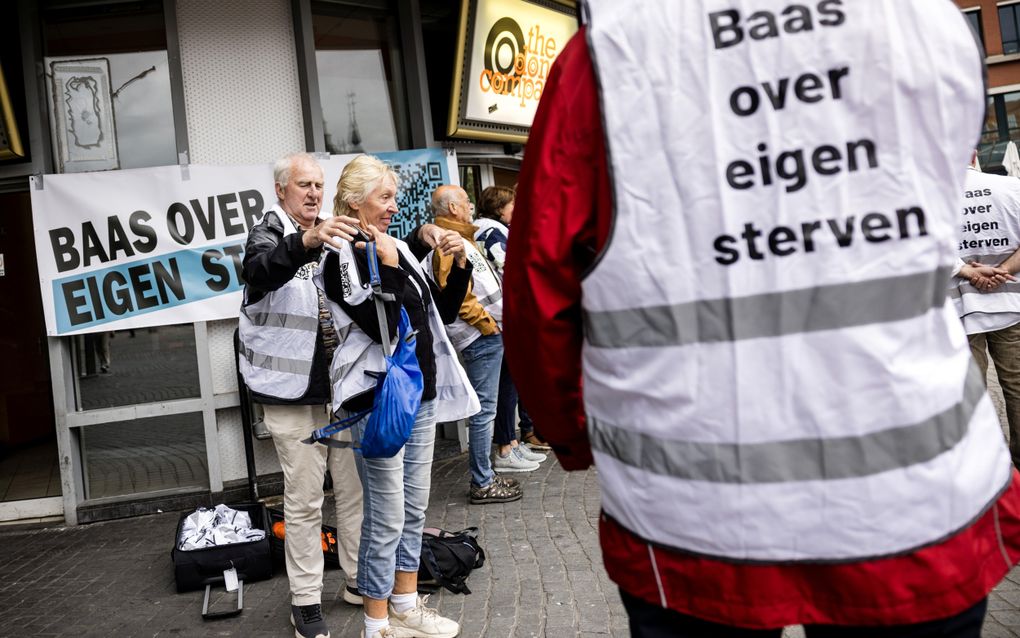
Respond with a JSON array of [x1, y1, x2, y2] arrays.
[[263, 403, 363, 605]]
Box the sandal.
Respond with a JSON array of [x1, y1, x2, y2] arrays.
[[470, 477, 523, 504]]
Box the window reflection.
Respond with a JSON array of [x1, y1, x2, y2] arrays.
[[983, 95, 999, 146], [313, 1, 409, 153], [1005, 92, 1020, 141], [1002, 5, 1020, 55], [76, 324, 200, 410], [45, 51, 177, 170], [81, 413, 208, 499], [460, 164, 481, 204], [965, 10, 983, 50], [42, 0, 177, 172]]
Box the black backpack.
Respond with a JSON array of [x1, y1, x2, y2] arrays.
[[418, 527, 485, 594]]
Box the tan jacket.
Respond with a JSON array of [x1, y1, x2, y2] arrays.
[[433, 216, 499, 336]]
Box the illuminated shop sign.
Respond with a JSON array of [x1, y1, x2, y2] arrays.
[[449, 0, 577, 143]]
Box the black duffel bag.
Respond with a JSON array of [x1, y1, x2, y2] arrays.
[[417, 526, 485, 595]]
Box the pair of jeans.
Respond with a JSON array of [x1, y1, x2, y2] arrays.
[[460, 334, 503, 487], [349, 399, 436, 600], [620, 589, 988, 638], [494, 357, 536, 445]]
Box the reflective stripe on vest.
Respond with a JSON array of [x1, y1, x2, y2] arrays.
[[590, 362, 985, 484], [432, 241, 503, 352], [951, 169, 1020, 333], [580, 0, 1010, 562], [585, 268, 950, 347], [238, 207, 321, 399]]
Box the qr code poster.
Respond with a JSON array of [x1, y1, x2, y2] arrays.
[[321, 148, 457, 240]]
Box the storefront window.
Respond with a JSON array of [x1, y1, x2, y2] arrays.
[[42, 1, 177, 172], [1004, 91, 1020, 141], [460, 164, 481, 204], [1002, 4, 1020, 55], [75, 324, 200, 411], [313, 0, 410, 153], [965, 9, 983, 51], [80, 413, 208, 499]]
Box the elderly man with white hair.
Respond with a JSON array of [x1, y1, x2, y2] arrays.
[[239, 152, 365, 638]]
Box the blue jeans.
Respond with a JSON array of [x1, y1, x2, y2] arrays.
[[620, 589, 988, 637], [350, 399, 436, 600], [460, 334, 503, 488]]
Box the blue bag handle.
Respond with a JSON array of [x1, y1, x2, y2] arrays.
[[304, 238, 403, 449]]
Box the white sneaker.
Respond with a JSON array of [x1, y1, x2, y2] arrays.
[[361, 627, 400, 638], [341, 578, 363, 605], [514, 444, 547, 463], [493, 447, 540, 473], [388, 595, 460, 638]]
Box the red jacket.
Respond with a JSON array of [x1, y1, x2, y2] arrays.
[[503, 27, 1020, 628]]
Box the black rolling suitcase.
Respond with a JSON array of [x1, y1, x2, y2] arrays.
[[170, 502, 273, 619]]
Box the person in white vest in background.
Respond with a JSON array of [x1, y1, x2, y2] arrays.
[[238, 152, 365, 638], [504, 1, 1020, 636], [474, 185, 551, 455], [404, 184, 532, 502], [953, 155, 1020, 469]]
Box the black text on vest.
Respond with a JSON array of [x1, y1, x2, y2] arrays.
[[709, 1, 846, 50]]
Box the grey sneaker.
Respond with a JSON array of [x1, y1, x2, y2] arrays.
[[291, 603, 330, 638], [470, 477, 522, 504], [388, 595, 460, 637], [513, 444, 547, 463], [493, 447, 540, 473]]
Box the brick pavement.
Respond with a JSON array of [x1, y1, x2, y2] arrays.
[[0, 452, 631, 637], [3, 393, 1020, 636]]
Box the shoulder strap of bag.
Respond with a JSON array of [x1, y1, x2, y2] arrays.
[[366, 240, 395, 358]]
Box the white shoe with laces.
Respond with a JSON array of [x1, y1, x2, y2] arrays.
[[361, 627, 401, 638], [388, 595, 460, 637], [514, 444, 547, 463], [493, 447, 540, 473]]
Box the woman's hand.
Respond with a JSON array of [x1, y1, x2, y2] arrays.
[[355, 225, 399, 267], [302, 215, 361, 250]]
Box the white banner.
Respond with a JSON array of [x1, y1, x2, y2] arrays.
[[31, 149, 457, 336]]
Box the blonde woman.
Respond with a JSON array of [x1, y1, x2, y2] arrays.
[[318, 155, 479, 638]]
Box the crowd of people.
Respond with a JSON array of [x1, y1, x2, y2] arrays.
[[238, 2, 1020, 637], [239, 150, 553, 638]]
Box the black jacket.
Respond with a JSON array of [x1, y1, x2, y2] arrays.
[[321, 239, 471, 411]]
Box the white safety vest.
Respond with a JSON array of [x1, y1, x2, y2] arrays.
[[238, 206, 321, 400], [428, 239, 503, 352], [315, 238, 480, 423], [951, 168, 1020, 334], [474, 217, 510, 280], [581, 0, 1010, 562]]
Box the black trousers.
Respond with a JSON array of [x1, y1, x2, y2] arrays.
[[621, 589, 988, 638], [493, 356, 535, 445]]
